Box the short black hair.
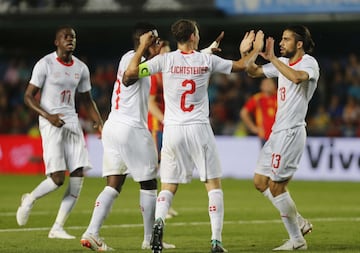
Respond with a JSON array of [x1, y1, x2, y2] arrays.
[[132, 22, 157, 49], [55, 25, 74, 39]]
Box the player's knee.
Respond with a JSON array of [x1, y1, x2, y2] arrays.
[[50, 172, 66, 186], [140, 179, 157, 190], [70, 167, 84, 177], [253, 178, 267, 192]]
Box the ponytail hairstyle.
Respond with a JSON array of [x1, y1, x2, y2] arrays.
[[286, 25, 315, 54]]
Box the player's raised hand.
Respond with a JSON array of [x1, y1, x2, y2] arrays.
[[200, 31, 224, 54], [253, 30, 264, 53], [260, 37, 275, 61], [239, 30, 255, 56], [148, 39, 165, 59], [139, 31, 157, 50]]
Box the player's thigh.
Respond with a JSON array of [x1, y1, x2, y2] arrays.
[[39, 122, 66, 174], [102, 121, 128, 177], [103, 121, 158, 181], [190, 124, 222, 181], [270, 127, 306, 181], [161, 125, 194, 184], [124, 128, 158, 182], [255, 140, 273, 177], [63, 122, 91, 173]]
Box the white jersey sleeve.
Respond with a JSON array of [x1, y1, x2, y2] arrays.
[[146, 50, 232, 125], [263, 55, 320, 132]]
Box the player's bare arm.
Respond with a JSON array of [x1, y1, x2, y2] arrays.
[[240, 107, 259, 135], [79, 91, 104, 134], [201, 31, 225, 54], [148, 94, 164, 123], [123, 31, 155, 86], [232, 30, 264, 72], [24, 83, 65, 127], [264, 37, 309, 84]]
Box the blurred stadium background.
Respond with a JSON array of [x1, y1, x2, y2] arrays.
[[0, 0, 359, 180]]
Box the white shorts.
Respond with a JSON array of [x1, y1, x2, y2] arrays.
[[101, 120, 158, 182], [39, 119, 91, 175], [160, 124, 222, 183], [255, 126, 306, 182]]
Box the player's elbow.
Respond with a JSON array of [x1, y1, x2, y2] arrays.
[[122, 71, 138, 87], [240, 108, 247, 120], [291, 71, 309, 84]]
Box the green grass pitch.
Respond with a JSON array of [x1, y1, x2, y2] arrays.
[[0, 175, 359, 252]]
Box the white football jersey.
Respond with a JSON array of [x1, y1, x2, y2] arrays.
[[107, 50, 150, 129], [263, 54, 320, 132], [30, 51, 91, 123], [146, 49, 232, 125]]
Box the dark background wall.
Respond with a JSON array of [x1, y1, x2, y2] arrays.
[[1, 9, 359, 61]]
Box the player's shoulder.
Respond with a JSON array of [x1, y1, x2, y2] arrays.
[[34, 52, 55, 67], [300, 54, 319, 70], [72, 55, 87, 67], [303, 54, 318, 63]]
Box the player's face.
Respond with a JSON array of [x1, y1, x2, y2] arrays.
[[279, 30, 297, 58], [55, 28, 76, 53]]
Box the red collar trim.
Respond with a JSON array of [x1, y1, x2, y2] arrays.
[[180, 50, 194, 54], [289, 56, 302, 66], [56, 57, 74, 66]]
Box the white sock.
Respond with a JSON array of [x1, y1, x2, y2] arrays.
[[272, 192, 304, 241], [140, 189, 157, 242], [86, 186, 119, 236], [263, 188, 304, 228], [30, 177, 59, 201], [52, 177, 84, 230], [208, 189, 224, 242], [262, 188, 274, 202], [155, 190, 173, 222]]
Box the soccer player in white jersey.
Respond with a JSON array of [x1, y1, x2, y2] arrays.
[[245, 25, 320, 251], [123, 19, 264, 253], [16, 26, 103, 239], [80, 22, 175, 252]]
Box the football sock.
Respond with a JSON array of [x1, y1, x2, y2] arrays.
[[52, 177, 83, 229], [264, 188, 304, 227], [140, 189, 157, 242], [30, 177, 59, 201], [273, 191, 304, 241], [155, 190, 173, 222], [262, 187, 274, 201], [86, 186, 118, 235], [208, 189, 224, 242]]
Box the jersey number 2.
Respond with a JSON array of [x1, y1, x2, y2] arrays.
[[180, 79, 195, 112]]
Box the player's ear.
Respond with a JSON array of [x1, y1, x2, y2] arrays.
[[297, 40, 303, 50], [54, 39, 59, 47]]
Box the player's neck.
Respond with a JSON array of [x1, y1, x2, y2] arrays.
[[56, 50, 73, 64], [289, 51, 304, 65], [178, 43, 195, 54]]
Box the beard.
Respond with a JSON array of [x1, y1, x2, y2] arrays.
[[281, 48, 296, 58]]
